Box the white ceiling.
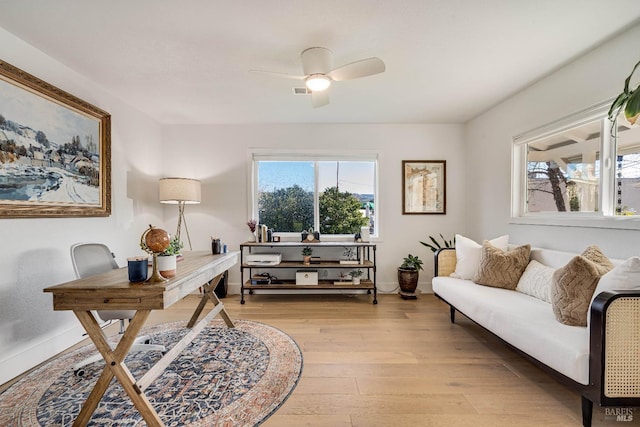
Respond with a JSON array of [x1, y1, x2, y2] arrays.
[[0, 1, 639, 125]]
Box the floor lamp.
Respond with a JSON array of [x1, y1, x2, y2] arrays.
[[159, 177, 201, 250]]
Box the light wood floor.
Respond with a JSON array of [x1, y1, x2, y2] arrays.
[[155, 293, 619, 426], [2, 293, 626, 426]]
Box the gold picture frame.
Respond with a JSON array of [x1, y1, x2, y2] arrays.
[[0, 60, 111, 218], [402, 160, 446, 214]]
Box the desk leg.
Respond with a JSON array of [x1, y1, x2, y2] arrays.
[[73, 310, 164, 427], [187, 273, 235, 328]]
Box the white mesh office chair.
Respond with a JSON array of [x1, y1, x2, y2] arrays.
[[70, 243, 166, 376]]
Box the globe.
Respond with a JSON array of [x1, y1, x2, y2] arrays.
[[141, 225, 171, 254]]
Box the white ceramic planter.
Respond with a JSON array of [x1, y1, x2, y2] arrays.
[[157, 255, 177, 278], [352, 277, 361, 285]]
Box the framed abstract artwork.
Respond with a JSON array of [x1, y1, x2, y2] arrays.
[[402, 160, 446, 214], [0, 60, 111, 218]]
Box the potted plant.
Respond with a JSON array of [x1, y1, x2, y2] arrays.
[[157, 237, 183, 278], [608, 59, 640, 129], [398, 254, 423, 299], [420, 233, 454, 253], [349, 269, 363, 284], [302, 246, 313, 265]]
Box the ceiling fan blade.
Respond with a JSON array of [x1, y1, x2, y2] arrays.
[[249, 69, 305, 80], [311, 90, 330, 108], [328, 57, 385, 81]]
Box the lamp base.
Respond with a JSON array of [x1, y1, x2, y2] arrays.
[[145, 253, 168, 283]]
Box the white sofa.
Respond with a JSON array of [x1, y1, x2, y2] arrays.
[[432, 246, 640, 427]]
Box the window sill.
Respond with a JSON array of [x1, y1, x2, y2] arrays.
[[510, 214, 640, 230]]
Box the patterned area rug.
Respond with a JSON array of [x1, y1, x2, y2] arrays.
[[0, 319, 303, 426]]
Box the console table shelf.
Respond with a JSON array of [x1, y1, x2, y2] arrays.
[[239, 241, 377, 304]]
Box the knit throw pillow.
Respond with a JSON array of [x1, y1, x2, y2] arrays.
[[551, 245, 614, 326], [473, 242, 531, 290]]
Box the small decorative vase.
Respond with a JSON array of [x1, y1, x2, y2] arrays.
[[248, 231, 256, 242], [157, 255, 177, 278]]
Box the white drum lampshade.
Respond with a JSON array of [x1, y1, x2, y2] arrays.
[[159, 178, 201, 250], [159, 178, 201, 204]]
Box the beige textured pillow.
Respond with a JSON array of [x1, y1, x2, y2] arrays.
[[551, 245, 613, 326], [516, 260, 554, 303], [473, 242, 531, 290]]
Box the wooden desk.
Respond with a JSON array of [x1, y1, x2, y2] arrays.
[[44, 251, 239, 427]]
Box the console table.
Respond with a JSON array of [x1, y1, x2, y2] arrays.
[[43, 251, 238, 427], [240, 241, 377, 304]]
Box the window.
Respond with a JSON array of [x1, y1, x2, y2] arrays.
[[512, 101, 640, 228], [251, 152, 377, 237], [615, 135, 640, 215], [525, 119, 602, 213]]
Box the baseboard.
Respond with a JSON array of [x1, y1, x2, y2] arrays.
[[0, 323, 86, 386]]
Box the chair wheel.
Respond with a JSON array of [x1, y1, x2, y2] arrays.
[[74, 368, 85, 377]]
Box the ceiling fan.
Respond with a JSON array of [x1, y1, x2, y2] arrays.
[[250, 47, 385, 108]]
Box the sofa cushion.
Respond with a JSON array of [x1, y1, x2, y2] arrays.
[[450, 234, 509, 280], [551, 245, 613, 326], [516, 260, 554, 303], [474, 242, 531, 290], [432, 275, 590, 385], [588, 256, 640, 325]]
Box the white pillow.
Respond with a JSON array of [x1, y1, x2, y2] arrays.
[[450, 234, 509, 280], [516, 260, 554, 303], [587, 256, 640, 325]]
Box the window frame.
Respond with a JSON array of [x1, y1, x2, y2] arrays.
[[249, 149, 379, 239], [511, 100, 640, 230]]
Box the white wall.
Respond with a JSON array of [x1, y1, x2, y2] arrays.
[[464, 23, 640, 260], [160, 124, 467, 292], [0, 28, 164, 384]]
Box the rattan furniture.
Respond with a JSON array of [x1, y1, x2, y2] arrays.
[[433, 247, 640, 427]]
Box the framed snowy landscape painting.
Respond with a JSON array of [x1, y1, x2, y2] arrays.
[[0, 60, 110, 217]]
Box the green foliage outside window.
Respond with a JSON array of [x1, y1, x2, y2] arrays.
[[258, 185, 314, 232], [319, 186, 369, 234], [258, 185, 369, 234]]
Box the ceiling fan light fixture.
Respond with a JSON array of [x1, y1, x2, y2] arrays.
[[305, 74, 331, 92]]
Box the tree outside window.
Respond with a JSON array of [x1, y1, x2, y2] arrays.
[[255, 158, 376, 235]]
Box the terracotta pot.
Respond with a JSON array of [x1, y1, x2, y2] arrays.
[[303, 255, 311, 265], [397, 268, 419, 294], [157, 255, 177, 278]]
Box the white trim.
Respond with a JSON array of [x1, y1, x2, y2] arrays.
[[250, 147, 379, 162], [0, 323, 86, 385], [513, 100, 612, 145], [509, 214, 640, 230]]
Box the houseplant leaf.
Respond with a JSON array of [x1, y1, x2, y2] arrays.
[[624, 88, 640, 125], [608, 58, 640, 124]]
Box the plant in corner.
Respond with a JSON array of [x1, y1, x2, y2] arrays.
[[420, 233, 454, 253], [608, 58, 640, 130], [302, 246, 313, 265], [397, 254, 423, 299]]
